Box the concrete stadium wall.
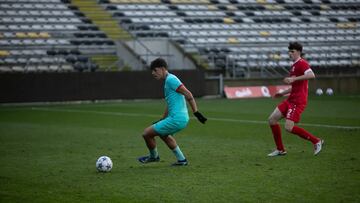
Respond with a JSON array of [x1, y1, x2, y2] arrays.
[[125, 39, 197, 70], [0, 70, 205, 103], [205, 76, 360, 96], [2, 72, 358, 103]]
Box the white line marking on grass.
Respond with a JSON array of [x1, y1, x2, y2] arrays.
[[31, 107, 360, 130], [31, 107, 160, 118], [208, 117, 360, 130]]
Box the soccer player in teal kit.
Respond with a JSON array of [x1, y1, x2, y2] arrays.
[[138, 58, 207, 166]]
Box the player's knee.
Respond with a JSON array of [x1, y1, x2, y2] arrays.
[[143, 127, 157, 140], [284, 123, 294, 132], [285, 126, 292, 132], [268, 117, 277, 125], [142, 130, 150, 139]]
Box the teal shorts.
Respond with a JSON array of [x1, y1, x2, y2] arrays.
[[153, 116, 189, 136]]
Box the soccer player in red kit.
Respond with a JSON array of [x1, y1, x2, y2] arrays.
[[267, 42, 324, 156]]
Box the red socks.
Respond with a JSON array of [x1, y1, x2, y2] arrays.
[[291, 126, 320, 144], [270, 124, 285, 151], [270, 124, 320, 150]]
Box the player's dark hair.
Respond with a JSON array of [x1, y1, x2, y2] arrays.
[[150, 58, 168, 70], [288, 42, 303, 52]]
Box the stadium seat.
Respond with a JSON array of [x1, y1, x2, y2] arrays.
[[25, 65, 38, 72], [0, 66, 12, 72], [61, 64, 73, 72], [0, 50, 10, 57], [37, 65, 49, 72], [12, 66, 25, 72], [49, 64, 60, 72]]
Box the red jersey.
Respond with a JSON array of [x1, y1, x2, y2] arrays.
[[287, 58, 312, 105]]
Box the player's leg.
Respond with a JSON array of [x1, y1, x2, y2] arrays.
[[142, 126, 156, 147], [284, 105, 324, 155], [284, 119, 295, 132], [268, 107, 283, 126], [283, 104, 320, 144], [138, 126, 160, 163], [160, 135, 187, 166], [160, 134, 177, 149], [268, 106, 286, 156], [148, 117, 188, 165], [286, 119, 324, 155]]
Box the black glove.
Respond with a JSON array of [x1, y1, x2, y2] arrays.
[[194, 111, 207, 124], [152, 119, 163, 124]]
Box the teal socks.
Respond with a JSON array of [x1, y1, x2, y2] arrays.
[[149, 148, 158, 158], [172, 146, 186, 161], [150, 146, 186, 161]]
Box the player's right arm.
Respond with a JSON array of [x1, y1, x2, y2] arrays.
[[274, 87, 292, 98]]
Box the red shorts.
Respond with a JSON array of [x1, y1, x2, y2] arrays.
[[277, 100, 306, 123]]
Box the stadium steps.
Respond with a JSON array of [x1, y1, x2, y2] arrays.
[[91, 55, 119, 71], [71, 0, 133, 71], [191, 53, 209, 70], [70, 0, 132, 41]]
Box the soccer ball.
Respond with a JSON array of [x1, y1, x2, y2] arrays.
[[326, 88, 334, 96], [315, 88, 323, 96], [96, 156, 113, 172]]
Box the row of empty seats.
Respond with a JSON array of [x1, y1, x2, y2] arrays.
[[0, 17, 82, 24], [166, 29, 359, 38], [115, 12, 359, 24], [145, 22, 352, 30], [0, 10, 75, 16], [0, 32, 51, 38], [0, 64, 74, 73], [0, 39, 114, 46], [0, 3, 69, 9], [107, 2, 360, 11], [0, 56, 98, 73], [0, 32, 108, 39], [0, 39, 70, 46], [0, 0, 65, 2], [185, 36, 359, 44], [114, 10, 359, 19]]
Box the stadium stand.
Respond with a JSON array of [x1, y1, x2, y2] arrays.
[[100, 0, 360, 77], [0, 0, 359, 77], [0, 0, 117, 73]]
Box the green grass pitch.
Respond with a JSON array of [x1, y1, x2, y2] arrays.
[[0, 95, 359, 202]]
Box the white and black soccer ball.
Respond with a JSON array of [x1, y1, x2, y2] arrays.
[[326, 88, 334, 96], [315, 88, 323, 96], [96, 156, 113, 172]]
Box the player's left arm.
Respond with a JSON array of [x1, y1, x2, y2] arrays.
[[177, 84, 207, 124], [177, 84, 198, 113], [284, 69, 315, 84]]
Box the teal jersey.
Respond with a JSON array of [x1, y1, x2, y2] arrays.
[[164, 73, 189, 120]]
